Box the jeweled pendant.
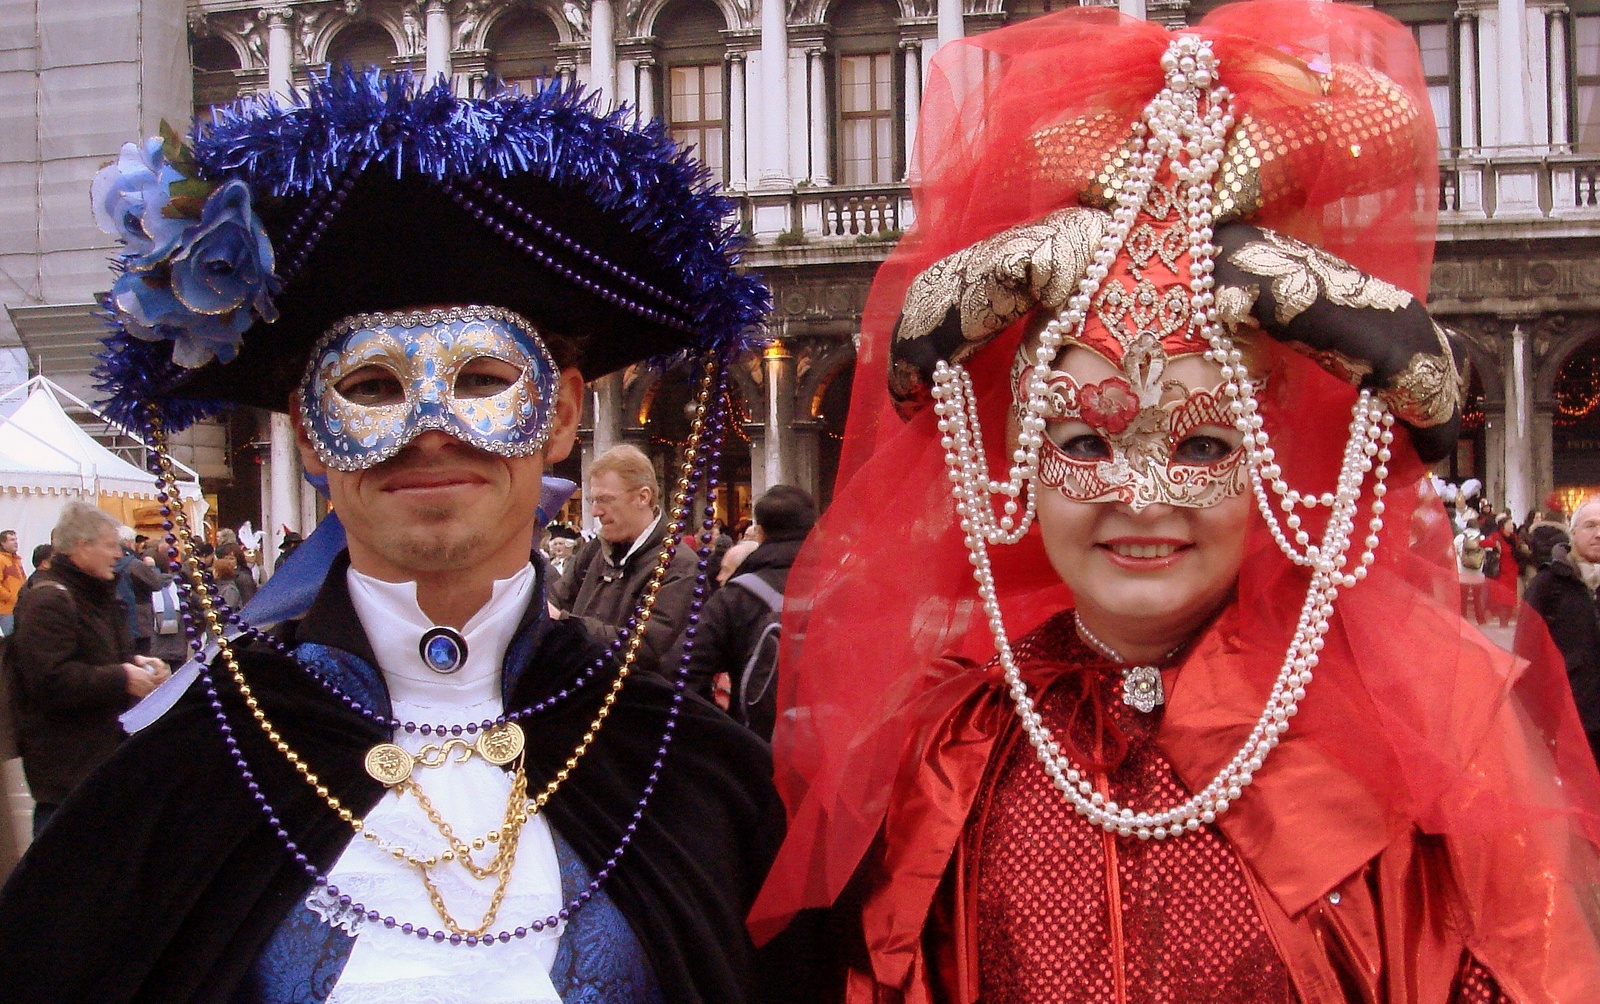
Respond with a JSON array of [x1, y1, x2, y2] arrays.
[[419, 627, 468, 675], [1122, 665, 1165, 714]]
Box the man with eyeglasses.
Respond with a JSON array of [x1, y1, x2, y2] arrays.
[[549, 444, 698, 676]]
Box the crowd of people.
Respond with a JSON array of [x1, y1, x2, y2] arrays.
[[6, 1, 1600, 1000]]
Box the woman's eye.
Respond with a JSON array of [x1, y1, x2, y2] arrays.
[[1173, 434, 1238, 465], [335, 367, 405, 406], [455, 358, 522, 399], [1057, 433, 1113, 461]]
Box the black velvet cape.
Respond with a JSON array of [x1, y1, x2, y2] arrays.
[[0, 560, 785, 1003]]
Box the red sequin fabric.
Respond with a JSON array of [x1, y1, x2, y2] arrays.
[[1453, 957, 1512, 1004], [972, 613, 1515, 1004], [974, 615, 1297, 1004]]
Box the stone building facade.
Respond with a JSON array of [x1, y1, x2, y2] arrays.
[[4, 0, 1599, 557]]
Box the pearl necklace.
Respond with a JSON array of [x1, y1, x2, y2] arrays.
[[931, 35, 1395, 840], [1072, 611, 1185, 714]]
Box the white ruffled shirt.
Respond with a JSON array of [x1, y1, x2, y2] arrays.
[[318, 564, 565, 1004]]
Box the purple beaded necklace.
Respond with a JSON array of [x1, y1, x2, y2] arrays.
[[145, 364, 732, 946]]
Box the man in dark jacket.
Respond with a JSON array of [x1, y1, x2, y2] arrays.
[[671, 486, 817, 734], [1525, 498, 1600, 762], [113, 527, 163, 656], [6, 501, 169, 834], [549, 444, 698, 675]]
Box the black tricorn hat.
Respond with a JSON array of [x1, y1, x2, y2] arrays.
[[95, 70, 768, 432]]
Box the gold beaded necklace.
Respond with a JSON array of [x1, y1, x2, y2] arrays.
[[144, 355, 719, 935]]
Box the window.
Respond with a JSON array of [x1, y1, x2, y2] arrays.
[[668, 64, 725, 174], [486, 11, 562, 95], [838, 53, 894, 184], [325, 21, 396, 72], [192, 35, 242, 121], [658, 0, 728, 179], [1577, 16, 1600, 153], [1412, 22, 1455, 151]]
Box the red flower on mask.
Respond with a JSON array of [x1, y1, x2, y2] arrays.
[[1077, 377, 1140, 436]]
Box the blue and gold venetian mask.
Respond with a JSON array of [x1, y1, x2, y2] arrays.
[[299, 305, 559, 471]]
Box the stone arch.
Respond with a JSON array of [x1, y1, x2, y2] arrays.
[[811, 0, 899, 31], [479, 0, 579, 49], [725, 350, 762, 416], [635, 0, 740, 37], [622, 365, 662, 430], [1446, 325, 1506, 409], [314, 15, 406, 66], [793, 338, 855, 424], [1536, 316, 1600, 402], [193, 28, 249, 73]]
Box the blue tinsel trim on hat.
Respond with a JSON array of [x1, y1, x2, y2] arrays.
[[101, 68, 770, 430], [95, 297, 232, 433]]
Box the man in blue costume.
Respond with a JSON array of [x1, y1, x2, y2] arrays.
[[0, 72, 780, 1004]]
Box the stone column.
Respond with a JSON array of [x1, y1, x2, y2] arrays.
[[264, 6, 294, 100], [1504, 323, 1534, 520], [901, 39, 921, 181], [746, 428, 768, 499], [1497, 0, 1532, 147], [762, 341, 796, 489], [425, 0, 452, 84], [1484, 400, 1506, 504], [1118, 0, 1146, 18], [592, 0, 617, 105], [1457, 12, 1480, 149], [936, 0, 962, 49], [1551, 7, 1571, 147], [806, 47, 830, 184], [758, 0, 791, 186], [728, 52, 749, 188], [300, 475, 320, 536], [581, 373, 624, 527], [266, 412, 302, 578], [636, 56, 657, 121]]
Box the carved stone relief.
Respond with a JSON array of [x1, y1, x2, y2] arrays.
[[1430, 249, 1600, 310]]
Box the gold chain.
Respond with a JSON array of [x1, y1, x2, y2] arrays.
[[142, 352, 722, 935], [416, 781, 529, 937], [404, 761, 530, 880]]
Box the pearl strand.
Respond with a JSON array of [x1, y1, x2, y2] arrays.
[[931, 35, 1399, 836]]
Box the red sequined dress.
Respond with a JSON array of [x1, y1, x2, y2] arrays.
[[843, 612, 1512, 1004]]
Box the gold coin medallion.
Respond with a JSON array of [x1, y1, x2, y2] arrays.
[[365, 743, 414, 786], [476, 722, 526, 766]]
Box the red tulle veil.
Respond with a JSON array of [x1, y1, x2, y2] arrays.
[[750, 2, 1600, 983]]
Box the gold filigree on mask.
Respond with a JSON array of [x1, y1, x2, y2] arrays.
[[1018, 335, 1247, 511], [895, 207, 1110, 355], [1226, 230, 1413, 324], [1380, 323, 1462, 429], [1213, 283, 1259, 328], [1283, 342, 1375, 388]]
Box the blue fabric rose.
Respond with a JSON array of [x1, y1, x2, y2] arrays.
[[111, 267, 253, 368], [169, 180, 280, 322], [95, 129, 281, 371], [89, 139, 189, 269]]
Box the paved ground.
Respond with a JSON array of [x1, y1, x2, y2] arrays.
[[1474, 619, 1518, 653]]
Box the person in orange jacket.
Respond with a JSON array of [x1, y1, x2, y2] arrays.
[[0, 529, 25, 636]]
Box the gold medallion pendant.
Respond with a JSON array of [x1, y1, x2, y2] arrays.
[[363, 722, 527, 786], [476, 722, 525, 765], [365, 743, 414, 786]]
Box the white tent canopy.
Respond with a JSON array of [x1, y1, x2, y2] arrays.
[[0, 376, 202, 571]]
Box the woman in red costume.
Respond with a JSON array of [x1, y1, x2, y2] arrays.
[[750, 3, 1600, 1002]]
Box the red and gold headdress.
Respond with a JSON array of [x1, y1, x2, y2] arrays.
[[754, 11, 1600, 996]]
